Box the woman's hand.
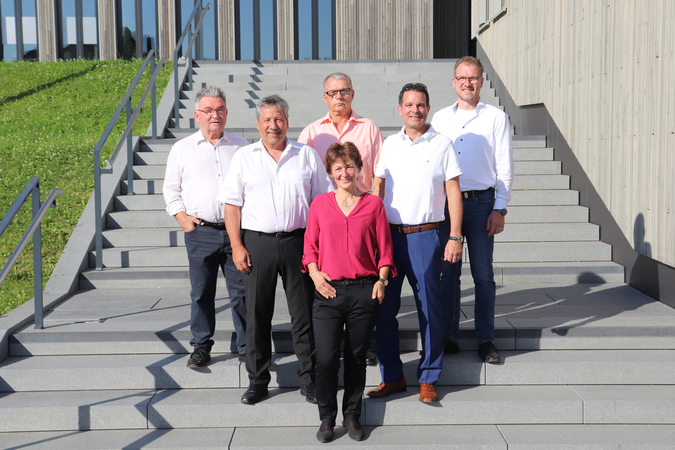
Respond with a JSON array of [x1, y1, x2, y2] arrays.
[[310, 271, 337, 299], [372, 281, 385, 304]]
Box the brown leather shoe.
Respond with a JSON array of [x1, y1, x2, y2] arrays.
[[366, 377, 407, 398], [419, 383, 438, 403]]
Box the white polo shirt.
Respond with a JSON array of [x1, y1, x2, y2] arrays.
[[375, 124, 462, 225], [430, 100, 513, 210], [163, 130, 249, 223], [219, 138, 332, 233]]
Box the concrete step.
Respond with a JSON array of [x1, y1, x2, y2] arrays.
[[512, 174, 569, 190], [509, 189, 579, 206], [3, 350, 675, 393], [495, 261, 624, 284], [113, 190, 583, 213], [2, 424, 674, 449], [100, 223, 598, 248], [104, 205, 588, 231], [93, 240, 609, 268], [121, 179, 163, 195], [513, 161, 560, 175], [4, 384, 667, 431], [513, 147, 553, 161]]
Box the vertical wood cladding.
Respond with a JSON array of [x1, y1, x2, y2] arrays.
[[97, 0, 116, 60], [476, 0, 675, 268], [335, 0, 433, 59], [36, 0, 55, 62]]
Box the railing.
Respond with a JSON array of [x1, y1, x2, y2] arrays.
[[173, 1, 211, 128], [0, 178, 63, 329], [93, 50, 167, 270]]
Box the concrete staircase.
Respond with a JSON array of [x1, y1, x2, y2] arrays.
[[2, 60, 673, 449]]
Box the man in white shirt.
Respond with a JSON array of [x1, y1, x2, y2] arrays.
[[430, 56, 514, 364], [370, 83, 463, 403], [163, 86, 248, 369], [221, 95, 332, 405]]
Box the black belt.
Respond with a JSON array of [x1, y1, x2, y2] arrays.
[[199, 219, 226, 230], [244, 228, 305, 238], [390, 223, 439, 234], [328, 276, 378, 287], [461, 187, 494, 199]]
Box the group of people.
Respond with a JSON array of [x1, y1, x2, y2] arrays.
[[162, 56, 513, 443]]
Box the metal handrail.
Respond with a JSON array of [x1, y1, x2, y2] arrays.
[[0, 177, 63, 329], [93, 49, 163, 270], [173, 1, 211, 128]]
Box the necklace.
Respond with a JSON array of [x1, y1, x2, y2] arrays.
[[336, 191, 358, 208]]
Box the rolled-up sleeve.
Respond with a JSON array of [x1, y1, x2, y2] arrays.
[[493, 113, 513, 210], [374, 199, 397, 277]]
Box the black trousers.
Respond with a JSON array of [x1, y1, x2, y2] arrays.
[[313, 278, 380, 424], [242, 230, 316, 386]]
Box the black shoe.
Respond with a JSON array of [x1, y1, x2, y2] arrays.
[[187, 347, 210, 368], [365, 349, 377, 366], [316, 421, 334, 443], [238, 353, 246, 363], [343, 419, 365, 441], [241, 384, 268, 405], [300, 382, 317, 404], [478, 341, 501, 364], [444, 337, 460, 354]]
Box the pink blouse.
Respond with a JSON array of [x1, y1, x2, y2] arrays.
[[303, 192, 396, 280]]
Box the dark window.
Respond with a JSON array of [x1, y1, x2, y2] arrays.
[[117, 0, 157, 60], [235, 0, 276, 60], [176, 0, 217, 60], [57, 0, 98, 60], [294, 0, 334, 61], [1, 0, 39, 61]]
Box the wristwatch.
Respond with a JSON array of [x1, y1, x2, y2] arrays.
[[449, 236, 465, 244], [377, 278, 388, 286], [493, 209, 508, 216]]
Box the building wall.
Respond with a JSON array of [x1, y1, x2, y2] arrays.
[[474, 0, 675, 269], [98, 0, 116, 60], [36, 0, 56, 62], [335, 0, 433, 59]]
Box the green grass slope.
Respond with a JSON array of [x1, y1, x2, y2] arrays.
[[0, 59, 172, 315]]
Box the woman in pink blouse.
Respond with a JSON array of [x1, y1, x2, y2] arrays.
[[303, 142, 395, 443]]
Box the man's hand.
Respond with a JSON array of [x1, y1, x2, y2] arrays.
[[444, 239, 463, 263], [174, 211, 200, 233], [487, 211, 505, 237], [310, 271, 336, 299], [232, 245, 252, 274]]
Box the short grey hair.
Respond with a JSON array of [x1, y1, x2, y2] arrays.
[[256, 95, 289, 119], [195, 86, 227, 109], [323, 72, 353, 91]]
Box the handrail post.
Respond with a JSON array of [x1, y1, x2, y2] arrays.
[[188, 25, 194, 92], [31, 183, 44, 329], [126, 98, 134, 196], [94, 151, 103, 270], [151, 57, 157, 139], [173, 52, 180, 129]]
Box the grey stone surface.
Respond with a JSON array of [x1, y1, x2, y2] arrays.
[[365, 385, 582, 426], [113, 194, 167, 211], [495, 223, 598, 242], [103, 228, 184, 247], [512, 174, 569, 189], [0, 390, 154, 432], [498, 424, 675, 449], [504, 205, 589, 223], [572, 385, 675, 424], [513, 160, 561, 174], [509, 189, 579, 206], [484, 350, 675, 384], [230, 425, 507, 449], [148, 388, 320, 428], [0, 353, 242, 391], [513, 147, 553, 161], [492, 242, 611, 263], [0, 428, 235, 449], [107, 211, 176, 228]]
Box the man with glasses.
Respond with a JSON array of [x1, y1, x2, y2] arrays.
[[431, 56, 514, 364], [163, 86, 249, 368], [298, 72, 384, 194], [369, 83, 463, 403], [298, 72, 384, 366]]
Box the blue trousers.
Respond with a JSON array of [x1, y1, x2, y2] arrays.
[[439, 189, 496, 344], [376, 228, 443, 385], [184, 225, 247, 354]]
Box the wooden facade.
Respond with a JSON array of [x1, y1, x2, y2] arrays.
[[474, 0, 675, 267]]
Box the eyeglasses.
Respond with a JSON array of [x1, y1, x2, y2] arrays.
[[454, 76, 482, 84], [196, 107, 226, 116], [325, 88, 353, 98]]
